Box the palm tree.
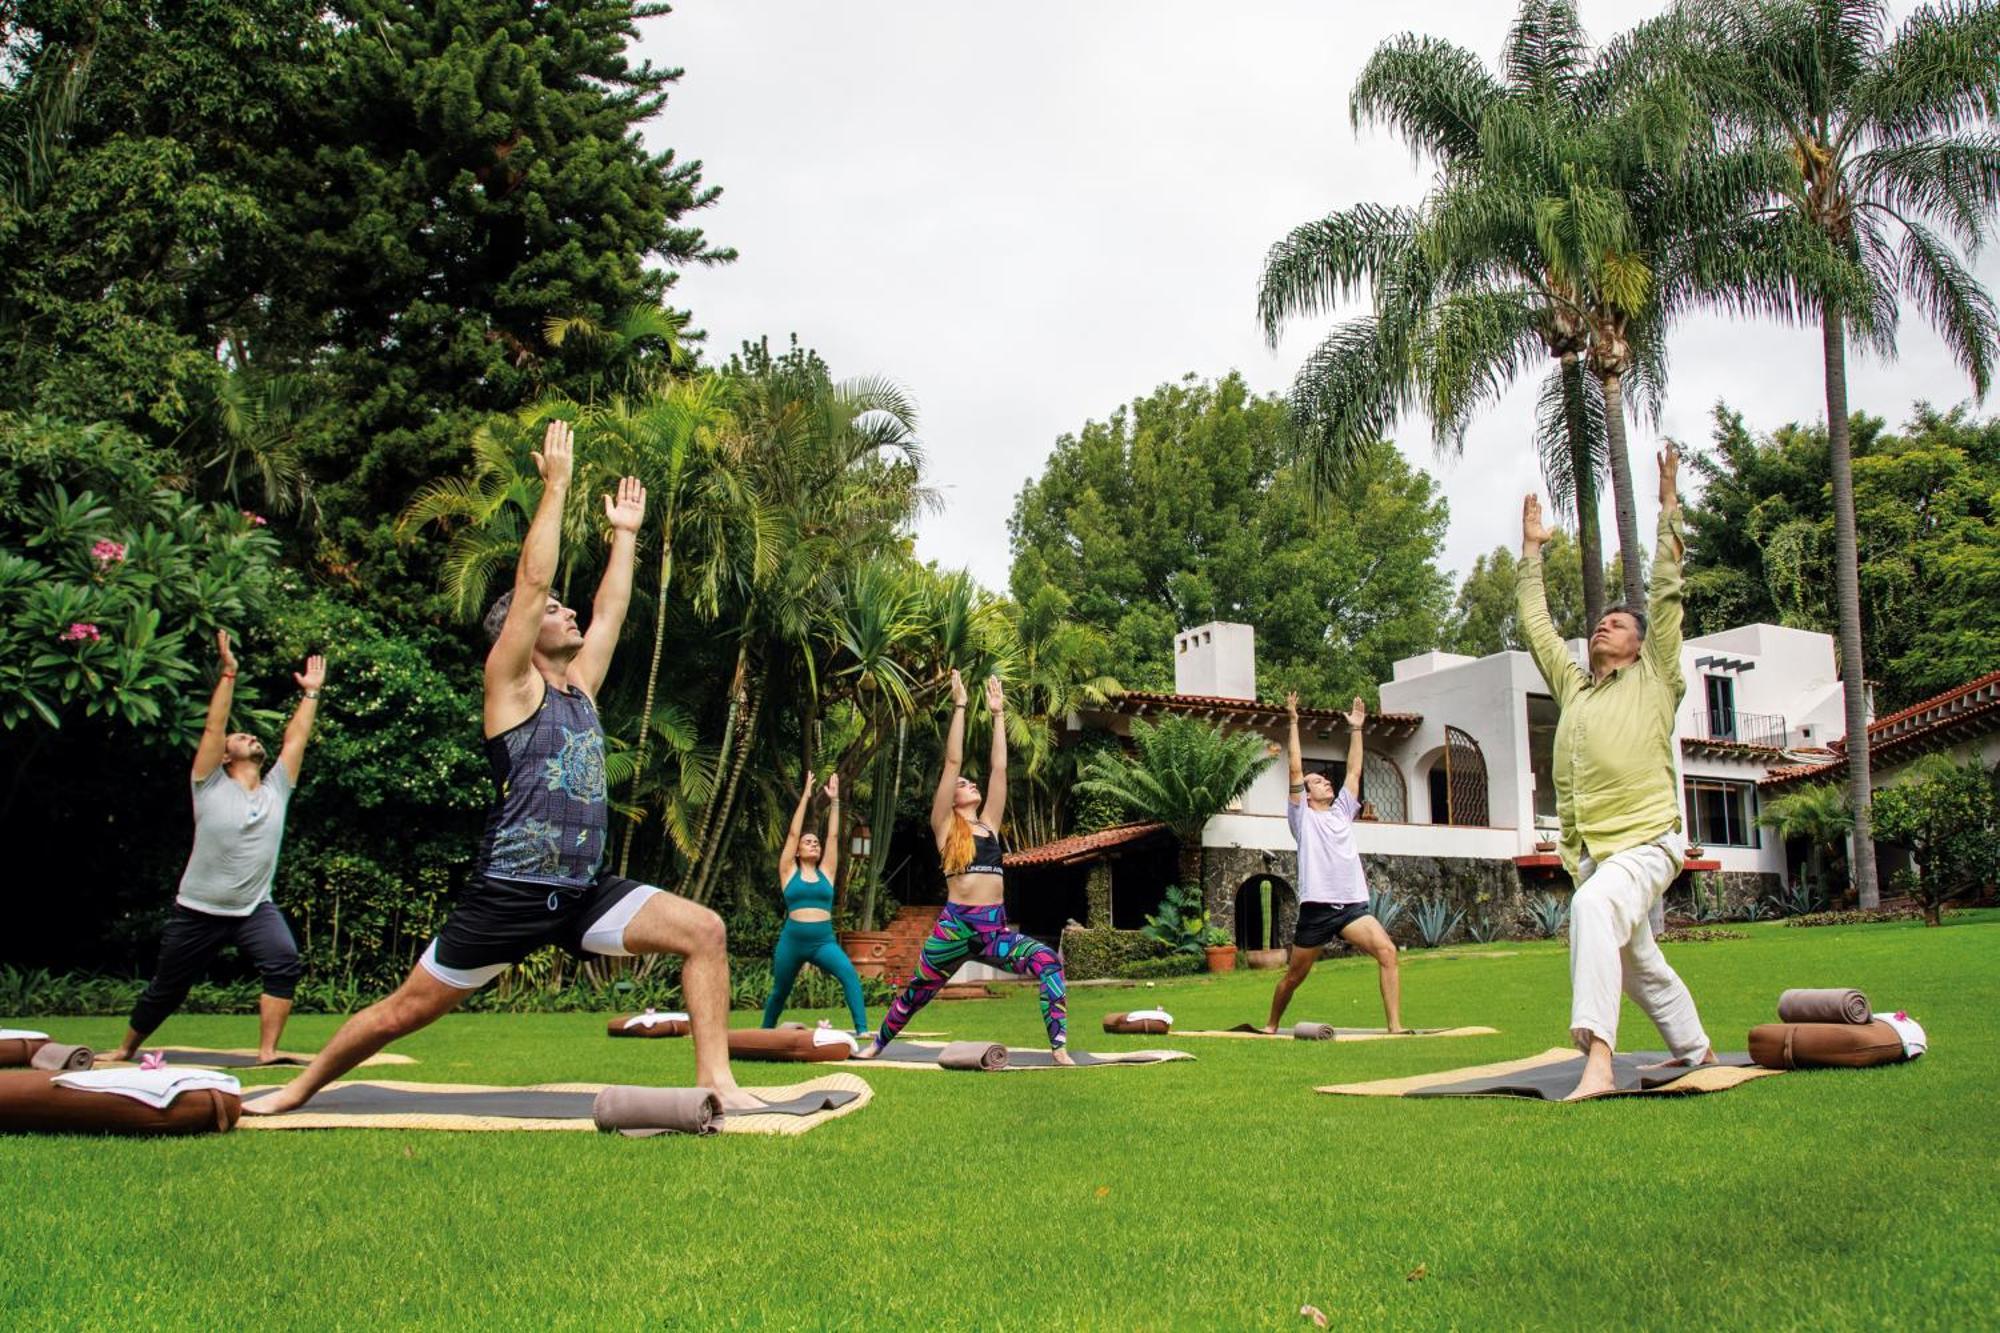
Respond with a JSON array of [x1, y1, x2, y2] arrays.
[[1757, 782, 1854, 896], [1001, 584, 1122, 848], [1260, 5, 1631, 624], [1075, 714, 1275, 891], [1663, 0, 2000, 906]]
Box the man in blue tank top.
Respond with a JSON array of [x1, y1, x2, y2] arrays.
[[251, 419, 760, 1113]]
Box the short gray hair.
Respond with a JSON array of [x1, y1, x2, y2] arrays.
[[483, 590, 514, 645], [1597, 603, 1649, 640]]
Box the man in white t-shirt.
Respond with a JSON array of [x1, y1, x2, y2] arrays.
[[106, 631, 325, 1063], [1262, 692, 1403, 1033]]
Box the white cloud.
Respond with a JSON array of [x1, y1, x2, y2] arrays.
[[640, 0, 2000, 595]]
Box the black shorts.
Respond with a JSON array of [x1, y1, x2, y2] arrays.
[[430, 873, 658, 976], [1293, 901, 1371, 950]]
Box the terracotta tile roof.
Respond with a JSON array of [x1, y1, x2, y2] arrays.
[[1003, 821, 1171, 869], [1104, 690, 1423, 734], [1761, 670, 2000, 790]]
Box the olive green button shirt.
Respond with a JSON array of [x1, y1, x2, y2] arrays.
[[1517, 507, 1688, 875]]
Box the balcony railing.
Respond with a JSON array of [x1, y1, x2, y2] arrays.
[[1690, 710, 1787, 749]]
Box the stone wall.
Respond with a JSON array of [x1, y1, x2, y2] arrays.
[[1204, 846, 1546, 946]]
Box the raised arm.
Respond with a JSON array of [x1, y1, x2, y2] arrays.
[[191, 630, 239, 780], [930, 669, 969, 837], [1342, 696, 1366, 799], [485, 420, 573, 731], [980, 675, 1007, 829], [779, 770, 816, 882], [571, 474, 647, 697], [1515, 494, 1586, 709], [1285, 691, 1305, 801], [276, 654, 326, 784], [1644, 444, 1687, 689], [821, 772, 841, 882]]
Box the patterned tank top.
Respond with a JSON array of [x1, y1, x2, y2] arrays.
[[475, 682, 609, 888]]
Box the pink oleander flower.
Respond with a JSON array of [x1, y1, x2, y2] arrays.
[[140, 1051, 165, 1071], [59, 622, 101, 643], [241, 510, 268, 527], [91, 539, 127, 565], [1894, 1011, 1908, 1022]]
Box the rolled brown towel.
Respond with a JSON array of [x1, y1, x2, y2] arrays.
[[606, 1012, 690, 1038], [29, 1043, 94, 1071], [0, 1037, 49, 1067], [591, 1085, 723, 1137], [1293, 1022, 1335, 1041], [1777, 988, 1871, 1025], [1101, 1012, 1171, 1035], [937, 1041, 1009, 1071], [1748, 1020, 1907, 1070]]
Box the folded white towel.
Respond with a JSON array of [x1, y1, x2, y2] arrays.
[[1125, 1008, 1173, 1025], [52, 1067, 240, 1109], [1, 1028, 51, 1040], [1873, 1011, 1928, 1058], [811, 1026, 859, 1050], [622, 1010, 691, 1030]]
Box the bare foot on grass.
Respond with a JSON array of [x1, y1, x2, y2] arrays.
[[849, 1042, 881, 1060], [1561, 1070, 1618, 1101], [714, 1088, 768, 1113], [1051, 1048, 1077, 1067], [240, 1083, 309, 1115]]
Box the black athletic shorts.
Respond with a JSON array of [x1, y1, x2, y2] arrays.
[[431, 873, 656, 973], [1293, 901, 1371, 949]]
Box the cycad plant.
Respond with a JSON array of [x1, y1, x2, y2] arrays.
[[1659, 0, 2000, 905], [1075, 715, 1275, 889], [1756, 782, 1854, 900]]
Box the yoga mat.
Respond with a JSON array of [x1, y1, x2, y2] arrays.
[[937, 1041, 1008, 1070], [1317, 1047, 1781, 1100], [28, 1042, 93, 1071], [842, 1041, 1192, 1071], [97, 1048, 416, 1070], [1777, 988, 1871, 1025], [1179, 1024, 1498, 1042], [238, 1074, 871, 1136]]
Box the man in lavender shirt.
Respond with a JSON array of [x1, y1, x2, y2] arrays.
[[1262, 693, 1404, 1033]]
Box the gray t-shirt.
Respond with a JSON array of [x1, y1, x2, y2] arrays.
[[175, 765, 295, 917]]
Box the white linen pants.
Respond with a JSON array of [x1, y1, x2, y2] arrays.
[[1569, 832, 1710, 1061]]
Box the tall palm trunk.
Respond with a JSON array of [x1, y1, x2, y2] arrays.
[[1175, 837, 1203, 892], [618, 500, 677, 877], [858, 717, 906, 931], [1822, 308, 1879, 908], [678, 643, 748, 892], [1560, 355, 1608, 628], [1596, 367, 1646, 608], [693, 670, 764, 904]]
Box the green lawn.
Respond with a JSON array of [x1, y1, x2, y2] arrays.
[[4, 913, 1996, 1329]]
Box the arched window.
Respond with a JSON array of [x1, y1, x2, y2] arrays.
[[1361, 751, 1407, 822], [1440, 725, 1489, 826]]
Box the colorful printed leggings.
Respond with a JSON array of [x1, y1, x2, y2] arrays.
[[876, 901, 1067, 1048]]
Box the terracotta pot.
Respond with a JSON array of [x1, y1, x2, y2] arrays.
[[1204, 944, 1239, 973], [1244, 947, 1288, 970], [838, 929, 893, 980], [1534, 840, 1557, 854]]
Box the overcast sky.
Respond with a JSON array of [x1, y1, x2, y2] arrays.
[[641, 1, 1999, 596]]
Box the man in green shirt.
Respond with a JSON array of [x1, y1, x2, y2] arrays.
[[1517, 443, 1713, 1099]]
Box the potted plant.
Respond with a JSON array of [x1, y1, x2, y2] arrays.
[[837, 872, 895, 979], [1201, 925, 1238, 973]]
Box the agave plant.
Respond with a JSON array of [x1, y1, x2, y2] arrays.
[[1526, 891, 1571, 939], [1368, 884, 1408, 935], [1411, 897, 1466, 949]]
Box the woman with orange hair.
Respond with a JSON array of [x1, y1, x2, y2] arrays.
[[854, 669, 1072, 1064]]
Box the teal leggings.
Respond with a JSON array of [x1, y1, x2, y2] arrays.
[[761, 919, 869, 1032]]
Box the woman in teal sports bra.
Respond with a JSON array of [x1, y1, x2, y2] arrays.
[[760, 771, 869, 1035]]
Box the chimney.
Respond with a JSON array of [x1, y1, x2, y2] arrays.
[[1174, 622, 1256, 700]]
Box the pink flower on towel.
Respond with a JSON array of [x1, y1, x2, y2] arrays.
[[139, 1051, 165, 1070], [1894, 1011, 1908, 1022]]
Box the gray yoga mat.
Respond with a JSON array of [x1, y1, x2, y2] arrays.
[[1408, 1051, 1760, 1100], [155, 1050, 308, 1068], [240, 1084, 858, 1118], [1224, 1023, 1452, 1039], [870, 1041, 1179, 1068]]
